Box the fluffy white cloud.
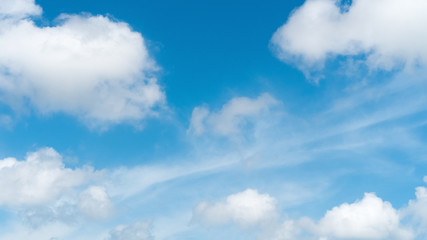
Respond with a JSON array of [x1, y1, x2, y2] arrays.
[[317, 193, 413, 239], [193, 189, 277, 227], [266, 193, 413, 240], [0, 1, 164, 127], [188, 93, 278, 136], [0, 148, 93, 206], [107, 221, 153, 240], [272, 0, 427, 71]]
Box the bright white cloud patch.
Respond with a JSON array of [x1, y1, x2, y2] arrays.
[[193, 189, 277, 227], [317, 193, 412, 239], [272, 0, 427, 71], [0, 148, 93, 206], [266, 193, 414, 240], [188, 93, 278, 136], [200, 190, 416, 240], [0, 1, 164, 127]]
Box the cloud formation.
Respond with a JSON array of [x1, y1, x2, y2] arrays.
[[0, 0, 164, 127], [272, 0, 427, 71], [195, 189, 419, 240]]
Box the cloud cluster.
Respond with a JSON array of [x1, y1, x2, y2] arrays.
[[271, 0, 427, 71], [0, 0, 164, 127], [194, 189, 421, 240], [0, 146, 235, 239], [188, 93, 278, 136], [0, 148, 93, 206]]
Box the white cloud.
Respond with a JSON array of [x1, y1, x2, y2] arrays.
[[0, 0, 41, 19], [317, 193, 413, 239], [193, 189, 277, 227], [188, 93, 278, 136], [266, 193, 413, 240], [107, 221, 153, 240], [272, 0, 427, 71], [0, 2, 164, 128], [78, 186, 114, 220], [0, 148, 94, 206]]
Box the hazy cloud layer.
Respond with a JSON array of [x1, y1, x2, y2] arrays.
[[107, 221, 154, 240]]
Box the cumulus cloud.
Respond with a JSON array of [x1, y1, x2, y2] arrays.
[[0, 0, 164, 127], [265, 193, 413, 240], [316, 193, 413, 239], [192, 189, 277, 227], [0, 148, 94, 206], [188, 93, 278, 136], [271, 0, 427, 72], [107, 221, 154, 240]]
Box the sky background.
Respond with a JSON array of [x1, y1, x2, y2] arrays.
[[1, 0, 427, 239]]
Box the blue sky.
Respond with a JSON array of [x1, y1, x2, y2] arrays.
[[1, 0, 427, 239]]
